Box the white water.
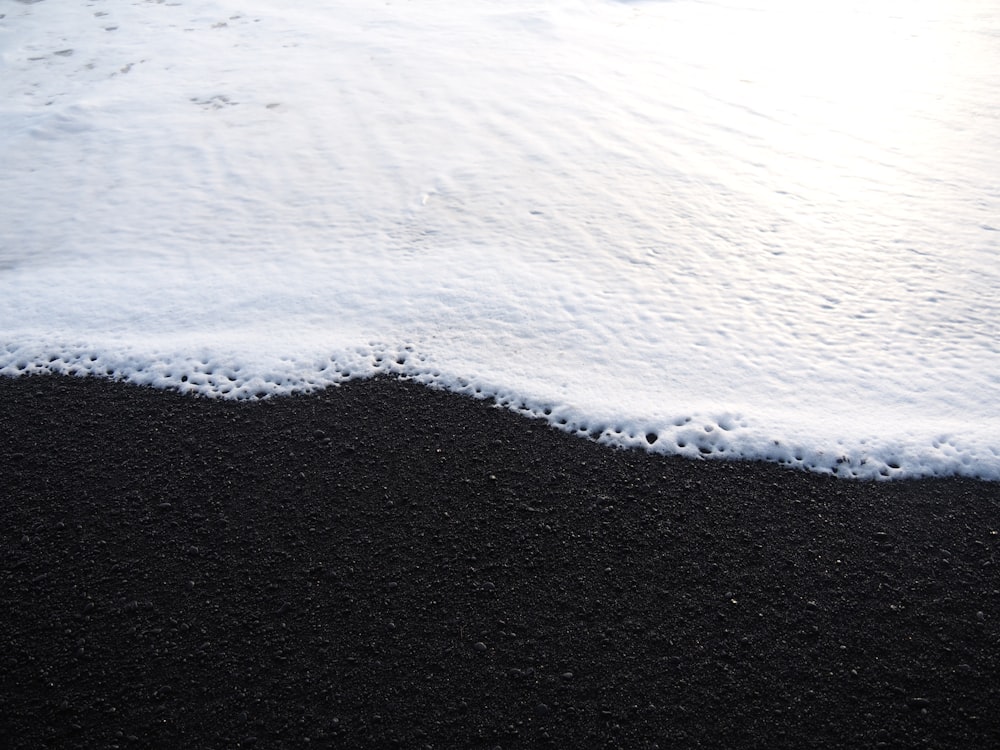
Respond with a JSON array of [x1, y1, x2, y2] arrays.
[[2, 0, 998, 479]]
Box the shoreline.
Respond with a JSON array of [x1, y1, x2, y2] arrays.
[[2, 374, 999, 748]]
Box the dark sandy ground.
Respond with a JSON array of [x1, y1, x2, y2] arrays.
[[2, 374, 999, 749]]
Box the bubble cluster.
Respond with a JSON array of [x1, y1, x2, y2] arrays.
[[2, 340, 999, 481]]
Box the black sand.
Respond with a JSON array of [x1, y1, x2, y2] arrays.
[[2, 374, 999, 749]]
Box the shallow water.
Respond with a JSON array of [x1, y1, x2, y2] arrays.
[[1, 0, 998, 478]]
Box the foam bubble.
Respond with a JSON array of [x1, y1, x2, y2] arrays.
[[1, 0, 999, 481]]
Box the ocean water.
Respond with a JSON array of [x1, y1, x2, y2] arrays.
[[1, 0, 998, 479]]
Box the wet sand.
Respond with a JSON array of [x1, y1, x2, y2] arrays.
[[2, 374, 999, 748]]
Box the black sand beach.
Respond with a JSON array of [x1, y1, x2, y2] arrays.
[[2, 374, 999, 749]]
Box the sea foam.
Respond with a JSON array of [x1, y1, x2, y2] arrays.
[[1, 0, 998, 480]]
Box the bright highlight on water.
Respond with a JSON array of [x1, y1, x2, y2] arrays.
[[1, 0, 998, 479]]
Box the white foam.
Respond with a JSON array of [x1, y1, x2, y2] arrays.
[[2, 0, 999, 479]]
